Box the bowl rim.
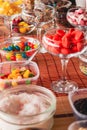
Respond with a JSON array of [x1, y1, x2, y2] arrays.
[[68, 119, 87, 130], [56, 0, 72, 9]]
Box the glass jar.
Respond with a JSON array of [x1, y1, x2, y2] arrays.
[[0, 85, 56, 130], [79, 51, 87, 75]]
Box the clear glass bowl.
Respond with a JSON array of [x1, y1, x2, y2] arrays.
[[0, 36, 40, 61], [0, 85, 56, 130], [0, 61, 40, 91], [68, 88, 87, 120], [67, 7, 87, 30], [68, 120, 87, 130], [55, 0, 72, 27], [11, 12, 36, 35]]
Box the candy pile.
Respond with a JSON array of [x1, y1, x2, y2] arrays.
[[2, 40, 39, 61], [67, 8, 87, 26], [0, 0, 22, 16], [43, 28, 84, 55], [0, 67, 34, 80], [12, 16, 35, 34]]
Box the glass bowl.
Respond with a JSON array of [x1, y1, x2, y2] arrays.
[[55, 0, 72, 27], [0, 60, 40, 91], [11, 11, 36, 35], [68, 120, 87, 130], [0, 85, 56, 130], [0, 36, 40, 61], [68, 88, 87, 120], [67, 7, 87, 30]]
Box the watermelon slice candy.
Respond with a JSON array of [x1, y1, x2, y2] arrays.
[[56, 29, 65, 37]]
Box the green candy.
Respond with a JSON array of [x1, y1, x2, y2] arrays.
[[25, 80, 31, 84], [24, 46, 30, 51]]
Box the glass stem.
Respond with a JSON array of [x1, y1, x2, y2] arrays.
[[61, 58, 69, 81], [37, 27, 42, 42]]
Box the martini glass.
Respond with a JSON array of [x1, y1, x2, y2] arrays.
[[42, 27, 87, 93]]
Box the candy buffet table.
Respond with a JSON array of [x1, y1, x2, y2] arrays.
[[33, 52, 87, 130]]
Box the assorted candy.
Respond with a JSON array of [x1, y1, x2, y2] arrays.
[[2, 39, 39, 61], [43, 28, 85, 55], [0, 0, 22, 16], [67, 7, 87, 26], [12, 16, 35, 34], [0, 66, 35, 90], [0, 67, 34, 80]]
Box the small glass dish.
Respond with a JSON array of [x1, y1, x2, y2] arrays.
[[0, 36, 40, 62], [11, 12, 36, 35], [68, 120, 87, 130], [0, 85, 56, 130], [0, 61, 40, 91], [67, 7, 87, 30], [68, 88, 87, 120], [79, 51, 87, 75]]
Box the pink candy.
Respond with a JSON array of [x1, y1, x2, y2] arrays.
[[67, 8, 87, 26]]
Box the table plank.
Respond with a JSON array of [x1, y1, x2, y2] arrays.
[[52, 117, 75, 130], [56, 96, 73, 115]]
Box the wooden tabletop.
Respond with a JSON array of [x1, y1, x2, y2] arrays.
[[33, 52, 87, 130]]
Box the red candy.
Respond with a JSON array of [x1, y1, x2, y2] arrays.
[[44, 28, 84, 55]]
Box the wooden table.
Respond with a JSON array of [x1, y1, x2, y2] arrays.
[[33, 52, 87, 130]]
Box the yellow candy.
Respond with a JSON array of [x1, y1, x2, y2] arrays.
[[23, 70, 30, 78], [16, 54, 22, 60], [12, 69, 20, 75], [18, 21, 30, 33], [12, 81, 18, 87], [34, 44, 38, 49], [19, 27, 27, 34], [6, 52, 14, 60]]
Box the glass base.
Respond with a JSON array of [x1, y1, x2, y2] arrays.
[[51, 80, 78, 93]]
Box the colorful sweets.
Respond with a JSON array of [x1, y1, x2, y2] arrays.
[[0, 61, 40, 91], [0, 67, 34, 80], [67, 7, 87, 26], [43, 28, 85, 55], [12, 15, 35, 34], [2, 38, 39, 61]]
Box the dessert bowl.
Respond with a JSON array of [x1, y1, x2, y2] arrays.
[[67, 7, 87, 30], [0, 85, 56, 130], [68, 88, 87, 120], [0, 36, 40, 62], [0, 61, 40, 91]]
